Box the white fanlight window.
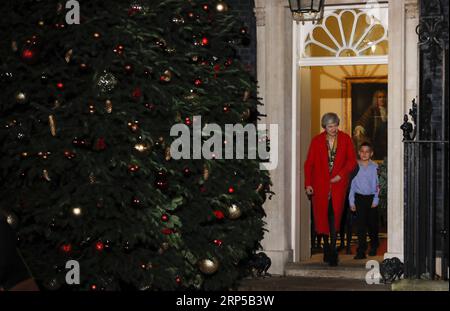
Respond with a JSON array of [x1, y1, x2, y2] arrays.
[[297, 4, 388, 66]]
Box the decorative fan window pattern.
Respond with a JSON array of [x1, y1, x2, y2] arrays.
[[303, 9, 388, 58]]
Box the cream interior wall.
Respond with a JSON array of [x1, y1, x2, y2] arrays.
[[309, 65, 388, 136]]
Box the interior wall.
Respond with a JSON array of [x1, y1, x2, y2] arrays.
[[309, 65, 388, 137]]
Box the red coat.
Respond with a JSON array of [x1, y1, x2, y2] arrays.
[[304, 131, 357, 235]]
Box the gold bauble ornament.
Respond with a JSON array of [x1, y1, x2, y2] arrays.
[[227, 204, 242, 219], [198, 258, 219, 275], [65, 49, 73, 63], [165, 147, 171, 161], [15, 92, 27, 104], [216, 2, 228, 12], [6, 212, 19, 229], [160, 70, 172, 82], [105, 99, 113, 113]]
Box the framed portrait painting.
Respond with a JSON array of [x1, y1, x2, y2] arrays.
[[343, 76, 388, 161]]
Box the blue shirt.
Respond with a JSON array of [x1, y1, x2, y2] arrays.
[[349, 160, 380, 207]]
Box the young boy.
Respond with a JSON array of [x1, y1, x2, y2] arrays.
[[349, 142, 380, 259]]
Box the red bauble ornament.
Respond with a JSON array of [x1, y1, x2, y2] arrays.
[[228, 186, 235, 194], [213, 239, 223, 246], [194, 78, 202, 86], [61, 243, 72, 253], [132, 197, 141, 205], [213, 64, 221, 72], [21, 49, 34, 60], [202, 4, 209, 11], [162, 228, 174, 235], [201, 37, 209, 46], [63, 150, 76, 159], [132, 87, 142, 99], [95, 241, 104, 251], [214, 210, 224, 219], [223, 105, 230, 113], [161, 214, 169, 222], [225, 59, 232, 67], [175, 276, 182, 284], [56, 82, 64, 89], [184, 117, 192, 126], [90, 284, 97, 290], [95, 137, 107, 150], [128, 164, 140, 172]]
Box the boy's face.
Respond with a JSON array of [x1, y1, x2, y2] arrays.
[[359, 146, 373, 161]]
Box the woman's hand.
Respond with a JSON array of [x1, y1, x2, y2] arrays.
[[330, 175, 342, 183]]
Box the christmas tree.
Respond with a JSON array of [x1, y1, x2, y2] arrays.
[[0, 0, 271, 290]]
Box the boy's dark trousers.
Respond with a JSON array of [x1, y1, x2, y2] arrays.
[[355, 193, 379, 255]]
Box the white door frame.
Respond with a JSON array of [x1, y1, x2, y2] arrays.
[[291, 0, 418, 262]]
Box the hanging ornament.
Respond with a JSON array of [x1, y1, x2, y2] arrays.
[[88, 102, 95, 114], [128, 121, 139, 132], [224, 58, 232, 67], [79, 63, 89, 72], [198, 258, 219, 275], [11, 41, 18, 52], [72, 207, 82, 216], [161, 228, 174, 235], [21, 48, 37, 64], [132, 87, 142, 99], [105, 99, 113, 113], [213, 239, 223, 246], [227, 204, 242, 219], [161, 214, 169, 222], [128, 164, 140, 173], [165, 147, 171, 161], [42, 169, 51, 181], [60, 243, 72, 253], [63, 150, 76, 159], [5, 212, 19, 229], [96, 71, 118, 93], [155, 170, 168, 191], [160, 70, 172, 82], [223, 105, 230, 113], [216, 2, 228, 12], [201, 37, 209, 46], [113, 44, 124, 55], [56, 82, 64, 89], [15, 92, 28, 104], [240, 27, 248, 35], [95, 137, 107, 150], [65, 49, 73, 63], [184, 117, 192, 126], [95, 241, 104, 251], [194, 78, 202, 87], [175, 276, 182, 284], [128, 1, 149, 16], [93, 32, 101, 39], [213, 210, 224, 219], [202, 4, 209, 11], [48, 115, 57, 136], [228, 186, 235, 194]]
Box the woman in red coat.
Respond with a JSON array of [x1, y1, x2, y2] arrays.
[[304, 113, 357, 266]]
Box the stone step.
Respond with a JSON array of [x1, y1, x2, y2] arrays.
[[284, 254, 384, 280]]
